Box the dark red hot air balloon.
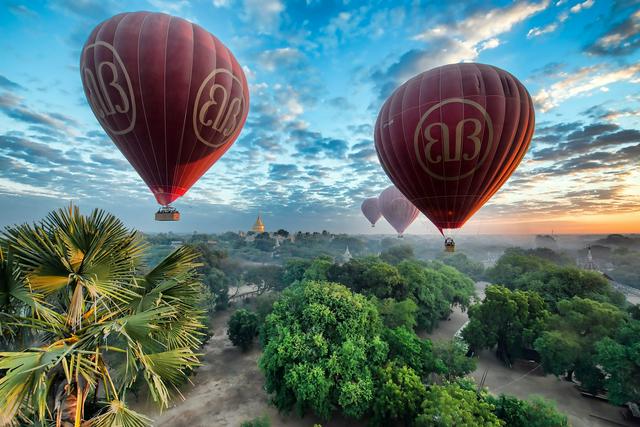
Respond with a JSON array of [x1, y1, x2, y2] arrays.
[[374, 63, 534, 243], [361, 197, 381, 227], [80, 12, 249, 220], [378, 186, 419, 237]]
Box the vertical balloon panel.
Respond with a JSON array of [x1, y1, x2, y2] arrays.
[[81, 11, 249, 208]]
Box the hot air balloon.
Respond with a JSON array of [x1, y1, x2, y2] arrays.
[[361, 197, 382, 227], [374, 63, 534, 251], [80, 12, 249, 221], [378, 186, 419, 237]]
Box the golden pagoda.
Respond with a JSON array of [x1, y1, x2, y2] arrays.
[[252, 213, 265, 233]]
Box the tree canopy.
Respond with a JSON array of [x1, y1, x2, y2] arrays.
[[463, 285, 549, 363], [259, 280, 388, 420]]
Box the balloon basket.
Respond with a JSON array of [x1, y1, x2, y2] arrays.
[[155, 206, 180, 221], [444, 237, 455, 253]]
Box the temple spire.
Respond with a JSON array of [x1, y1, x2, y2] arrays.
[[252, 212, 265, 233]]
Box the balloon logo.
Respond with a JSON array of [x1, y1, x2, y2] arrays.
[[414, 98, 494, 181], [81, 41, 136, 135], [375, 63, 534, 234], [80, 12, 249, 213]]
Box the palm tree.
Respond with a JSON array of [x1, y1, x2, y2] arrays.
[[0, 205, 207, 427]]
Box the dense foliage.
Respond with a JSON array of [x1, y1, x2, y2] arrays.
[[415, 382, 502, 426], [437, 252, 485, 281], [0, 206, 206, 427], [535, 297, 626, 390], [228, 309, 259, 351], [463, 285, 549, 363], [486, 248, 624, 310], [489, 394, 569, 427], [259, 281, 388, 420], [468, 247, 639, 407]]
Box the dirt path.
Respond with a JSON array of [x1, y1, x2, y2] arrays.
[[425, 282, 634, 427], [141, 309, 362, 427]]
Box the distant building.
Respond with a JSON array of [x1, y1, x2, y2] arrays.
[[341, 246, 353, 264], [581, 246, 599, 271], [252, 213, 265, 233]]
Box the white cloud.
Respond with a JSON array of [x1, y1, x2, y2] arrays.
[[258, 47, 303, 71], [527, 22, 558, 38], [528, 0, 592, 38], [414, 0, 549, 45], [570, 0, 595, 14], [588, 10, 640, 55], [242, 0, 284, 33], [533, 63, 640, 112], [212, 0, 230, 7], [407, 0, 548, 72]]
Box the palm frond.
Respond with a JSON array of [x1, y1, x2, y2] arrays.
[[0, 346, 68, 425], [137, 347, 201, 409], [91, 400, 152, 427], [141, 246, 200, 292]]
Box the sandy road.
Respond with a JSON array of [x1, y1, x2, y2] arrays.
[[140, 309, 362, 427]]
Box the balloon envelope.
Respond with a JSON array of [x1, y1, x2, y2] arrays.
[[378, 186, 419, 235], [361, 197, 382, 226], [80, 12, 249, 206], [374, 63, 534, 233]]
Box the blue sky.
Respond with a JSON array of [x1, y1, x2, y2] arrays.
[[1, 0, 639, 234]]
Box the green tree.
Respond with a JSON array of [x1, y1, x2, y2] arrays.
[[228, 309, 259, 351], [281, 258, 311, 287], [326, 257, 408, 299], [487, 248, 623, 310], [371, 361, 426, 426], [415, 382, 502, 427], [489, 394, 568, 427], [438, 252, 485, 281], [245, 265, 284, 292], [463, 285, 549, 364], [432, 339, 476, 381], [595, 319, 640, 404], [259, 281, 388, 420], [534, 297, 626, 389], [375, 298, 418, 329], [0, 206, 205, 427], [382, 327, 438, 378], [396, 260, 474, 331], [302, 256, 333, 281], [380, 244, 414, 265]]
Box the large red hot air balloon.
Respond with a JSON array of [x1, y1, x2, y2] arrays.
[[378, 186, 419, 237], [361, 197, 381, 227], [80, 12, 249, 221], [374, 63, 534, 247]]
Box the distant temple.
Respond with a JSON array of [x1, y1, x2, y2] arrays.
[[582, 246, 599, 271], [341, 246, 353, 264], [252, 213, 265, 233]]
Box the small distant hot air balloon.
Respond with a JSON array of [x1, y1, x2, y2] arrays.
[[378, 186, 419, 237], [374, 63, 534, 250], [80, 12, 249, 221], [361, 197, 382, 227]]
